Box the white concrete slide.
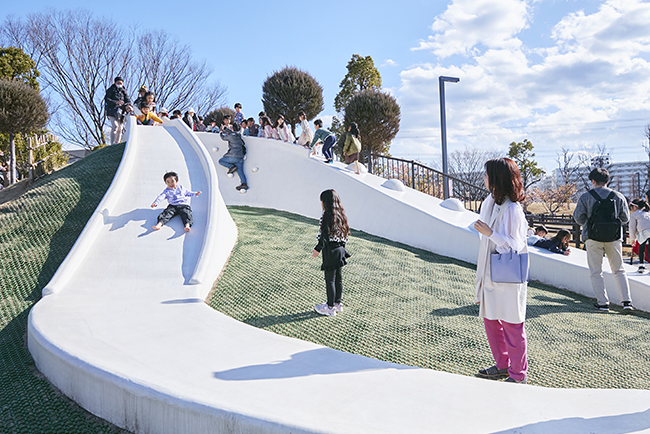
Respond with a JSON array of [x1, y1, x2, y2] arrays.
[[26, 121, 650, 434]]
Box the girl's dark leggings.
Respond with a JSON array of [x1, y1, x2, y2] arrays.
[[641, 241, 648, 265], [324, 267, 343, 307], [322, 135, 336, 161]]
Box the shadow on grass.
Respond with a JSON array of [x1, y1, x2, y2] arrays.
[[0, 144, 129, 433], [228, 205, 479, 269], [30, 145, 126, 302], [243, 310, 320, 328]]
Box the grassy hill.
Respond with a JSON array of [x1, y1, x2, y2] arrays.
[[0, 144, 129, 434]]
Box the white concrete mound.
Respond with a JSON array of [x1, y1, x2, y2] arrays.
[[27, 120, 650, 434]]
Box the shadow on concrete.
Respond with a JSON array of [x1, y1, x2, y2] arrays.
[[161, 298, 204, 304], [213, 347, 415, 381], [490, 407, 650, 434], [167, 127, 206, 285]]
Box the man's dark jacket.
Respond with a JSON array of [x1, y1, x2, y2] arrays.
[[105, 84, 131, 118]]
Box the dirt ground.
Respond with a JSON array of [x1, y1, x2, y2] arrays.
[[0, 178, 35, 206]]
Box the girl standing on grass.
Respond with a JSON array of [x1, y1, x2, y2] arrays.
[[312, 189, 351, 316]]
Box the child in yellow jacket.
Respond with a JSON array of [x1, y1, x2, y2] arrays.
[[134, 103, 163, 126]]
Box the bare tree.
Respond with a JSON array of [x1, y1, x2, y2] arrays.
[[448, 146, 502, 188], [2, 10, 227, 149], [131, 30, 226, 114], [2, 10, 131, 148]]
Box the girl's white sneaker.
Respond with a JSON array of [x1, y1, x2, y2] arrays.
[[334, 303, 343, 313], [315, 303, 336, 316]]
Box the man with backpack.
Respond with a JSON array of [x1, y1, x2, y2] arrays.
[[574, 167, 634, 312]]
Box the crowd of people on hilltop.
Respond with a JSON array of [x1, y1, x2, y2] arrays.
[[103, 76, 650, 391], [104, 78, 362, 174]]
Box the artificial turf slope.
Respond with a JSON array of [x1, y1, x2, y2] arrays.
[[210, 206, 650, 389], [0, 144, 129, 434]]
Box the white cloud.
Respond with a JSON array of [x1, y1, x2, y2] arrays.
[[382, 59, 398, 67], [412, 0, 529, 58], [393, 0, 650, 168]]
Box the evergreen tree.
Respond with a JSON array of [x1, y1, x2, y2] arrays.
[[0, 79, 49, 184], [508, 139, 545, 190], [334, 54, 381, 113], [0, 47, 40, 90], [262, 67, 323, 136], [204, 106, 235, 128], [344, 89, 400, 161]]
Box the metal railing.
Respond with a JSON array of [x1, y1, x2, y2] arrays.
[[368, 153, 489, 212]]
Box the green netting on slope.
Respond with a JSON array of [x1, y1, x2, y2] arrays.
[[209, 206, 650, 389], [0, 144, 129, 434]]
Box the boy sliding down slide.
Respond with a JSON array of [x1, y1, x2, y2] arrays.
[[151, 171, 201, 232]]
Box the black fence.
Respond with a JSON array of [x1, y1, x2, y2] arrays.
[[368, 153, 489, 212]]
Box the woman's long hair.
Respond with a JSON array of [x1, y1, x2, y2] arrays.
[[261, 116, 272, 128], [550, 229, 570, 250], [485, 158, 525, 205], [349, 122, 360, 140], [275, 114, 285, 129], [320, 189, 350, 238]]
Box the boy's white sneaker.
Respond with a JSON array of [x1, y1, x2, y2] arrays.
[[334, 302, 343, 313], [638, 265, 646, 274], [315, 303, 336, 316]]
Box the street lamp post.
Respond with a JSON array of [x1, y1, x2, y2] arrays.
[[439, 75, 459, 200]]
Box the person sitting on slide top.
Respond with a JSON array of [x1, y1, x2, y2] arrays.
[[310, 119, 336, 163], [526, 225, 548, 245], [221, 114, 233, 132], [257, 111, 266, 137], [261, 116, 278, 139], [275, 114, 295, 143], [134, 102, 163, 126], [151, 171, 201, 232], [533, 229, 571, 256], [245, 117, 259, 137]]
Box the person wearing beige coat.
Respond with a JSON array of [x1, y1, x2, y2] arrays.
[[474, 158, 529, 384]]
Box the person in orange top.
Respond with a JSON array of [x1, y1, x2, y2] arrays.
[[134, 102, 163, 126]]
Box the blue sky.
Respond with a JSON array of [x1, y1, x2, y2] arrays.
[[4, 0, 650, 173]]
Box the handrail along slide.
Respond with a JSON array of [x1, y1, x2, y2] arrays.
[[368, 153, 489, 212]]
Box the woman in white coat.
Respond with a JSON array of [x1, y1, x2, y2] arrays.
[[474, 158, 529, 384]]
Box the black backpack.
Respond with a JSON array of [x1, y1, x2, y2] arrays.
[[587, 189, 621, 242]]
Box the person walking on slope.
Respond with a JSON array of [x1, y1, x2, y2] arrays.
[[573, 167, 634, 312], [310, 119, 336, 164]]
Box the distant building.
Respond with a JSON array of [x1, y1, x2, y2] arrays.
[[546, 157, 649, 200], [63, 149, 91, 164]]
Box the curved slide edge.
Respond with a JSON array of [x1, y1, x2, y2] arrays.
[[42, 118, 140, 296], [202, 133, 650, 312], [24, 125, 650, 434], [42, 118, 225, 296]]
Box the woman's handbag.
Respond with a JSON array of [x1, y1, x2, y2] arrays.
[[490, 250, 529, 283]]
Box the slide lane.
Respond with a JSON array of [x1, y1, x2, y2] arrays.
[[25, 121, 650, 434]]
